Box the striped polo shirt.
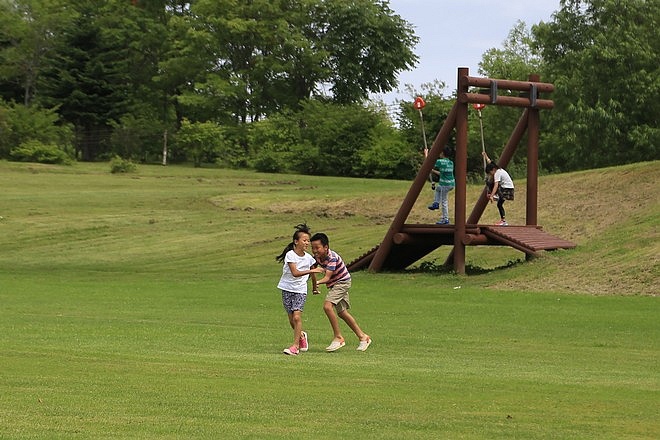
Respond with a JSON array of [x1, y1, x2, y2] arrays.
[[318, 249, 351, 287]]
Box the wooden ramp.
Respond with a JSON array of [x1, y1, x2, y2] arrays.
[[348, 224, 576, 271], [481, 225, 577, 256]]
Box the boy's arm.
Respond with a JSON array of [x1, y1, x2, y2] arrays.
[[315, 268, 334, 286], [311, 273, 320, 294]]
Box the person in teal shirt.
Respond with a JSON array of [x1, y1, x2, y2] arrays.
[[428, 145, 455, 224]]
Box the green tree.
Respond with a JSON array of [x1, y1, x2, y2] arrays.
[[304, 100, 416, 179], [479, 21, 543, 82], [37, 1, 137, 160], [249, 100, 415, 178], [318, 0, 418, 103], [0, 0, 420, 171], [0, 0, 74, 106], [10, 139, 73, 164], [35, 0, 178, 161], [395, 81, 460, 175], [249, 110, 305, 173], [477, 21, 545, 174], [296, 100, 382, 176], [185, 0, 417, 121], [533, 0, 660, 171], [397, 81, 454, 149]]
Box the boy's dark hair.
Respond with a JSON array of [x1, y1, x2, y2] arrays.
[[485, 162, 499, 173], [275, 223, 311, 263], [310, 232, 329, 247], [443, 145, 455, 157]]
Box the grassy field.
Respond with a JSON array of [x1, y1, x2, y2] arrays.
[[0, 160, 658, 439]]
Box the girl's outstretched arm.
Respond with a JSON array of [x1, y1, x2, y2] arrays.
[[287, 262, 323, 278]]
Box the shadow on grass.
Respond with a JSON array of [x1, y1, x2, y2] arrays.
[[405, 258, 525, 275]]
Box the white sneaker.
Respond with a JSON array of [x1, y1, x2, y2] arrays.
[[325, 339, 345, 352], [356, 337, 372, 352]]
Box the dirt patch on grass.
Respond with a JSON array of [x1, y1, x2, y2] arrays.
[[266, 196, 403, 224]]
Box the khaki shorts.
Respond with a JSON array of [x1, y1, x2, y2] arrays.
[[325, 280, 351, 313]]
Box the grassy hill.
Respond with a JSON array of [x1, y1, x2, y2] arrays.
[[0, 159, 657, 439], [0, 159, 657, 295], [474, 161, 659, 296]]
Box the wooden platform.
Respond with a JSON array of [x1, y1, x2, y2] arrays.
[[348, 224, 576, 271], [481, 225, 577, 254]]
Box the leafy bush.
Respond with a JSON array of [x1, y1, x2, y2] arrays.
[[297, 100, 380, 176], [248, 101, 416, 178], [357, 121, 418, 179], [9, 140, 73, 164], [174, 119, 225, 167], [109, 156, 137, 173], [0, 100, 73, 159], [253, 149, 289, 173], [249, 112, 300, 173]]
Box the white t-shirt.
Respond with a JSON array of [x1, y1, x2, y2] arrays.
[[277, 250, 316, 294], [494, 168, 514, 189]]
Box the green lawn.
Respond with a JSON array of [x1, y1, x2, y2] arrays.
[[0, 161, 658, 439]]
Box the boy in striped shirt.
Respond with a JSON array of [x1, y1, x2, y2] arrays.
[[310, 232, 372, 352]]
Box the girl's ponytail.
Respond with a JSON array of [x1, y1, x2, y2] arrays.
[[275, 223, 311, 263]]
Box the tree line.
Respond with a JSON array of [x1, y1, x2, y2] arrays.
[[0, 0, 657, 177]]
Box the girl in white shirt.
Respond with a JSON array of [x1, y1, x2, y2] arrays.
[[484, 156, 515, 226], [276, 224, 323, 355]]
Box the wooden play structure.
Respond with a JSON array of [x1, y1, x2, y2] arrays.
[[349, 68, 576, 274]]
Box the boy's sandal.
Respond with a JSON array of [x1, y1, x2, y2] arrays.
[[356, 337, 372, 352], [325, 339, 346, 352]]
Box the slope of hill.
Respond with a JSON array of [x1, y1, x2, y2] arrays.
[[0, 160, 656, 296], [487, 161, 658, 296], [282, 160, 659, 296]]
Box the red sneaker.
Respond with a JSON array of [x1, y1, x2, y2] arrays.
[[283, 345, 299, 356], [299, 331, 308, 352]]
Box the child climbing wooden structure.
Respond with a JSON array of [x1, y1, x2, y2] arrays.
[[348, 68, 576, 275]]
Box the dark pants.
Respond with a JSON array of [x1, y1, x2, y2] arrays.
[[497, 197, 506, 219], [497, 188, 514, 219]]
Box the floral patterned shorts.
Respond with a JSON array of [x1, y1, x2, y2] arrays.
[[281, 290, 307, 313]]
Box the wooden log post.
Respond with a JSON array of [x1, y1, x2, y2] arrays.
[[453, 67, 470, 274], [526, 74, 540, 227], [368, 104, 458, 272]]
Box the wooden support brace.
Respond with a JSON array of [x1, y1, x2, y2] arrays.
[[462, 234, 490, 246]]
